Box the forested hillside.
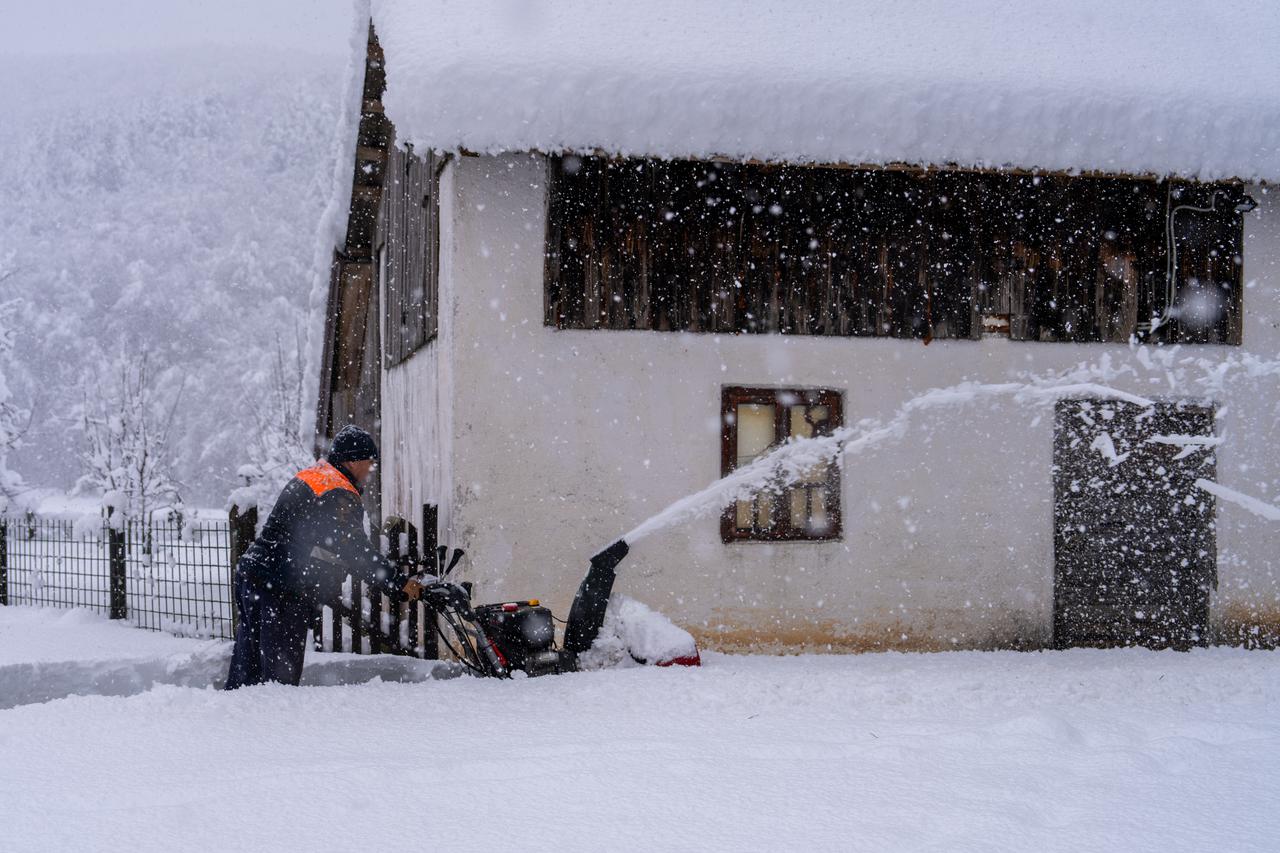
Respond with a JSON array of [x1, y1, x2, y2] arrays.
[[0, 48, 344, 505]]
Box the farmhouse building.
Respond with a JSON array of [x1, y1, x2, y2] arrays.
[[316, 1, 1280, 652]]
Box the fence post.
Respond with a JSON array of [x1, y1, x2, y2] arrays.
[[0, 518, 8, 606], [420, 504, 439, 659], [405, 519, 421, 657], [372, 517, 404, 656], [107, 508, 127, 620], [228, 504, 257, 638]]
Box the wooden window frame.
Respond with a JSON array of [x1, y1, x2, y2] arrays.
[[720, 386, 843, 543]]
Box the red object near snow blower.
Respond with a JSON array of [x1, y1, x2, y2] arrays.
[[414, 538, 699, 677]]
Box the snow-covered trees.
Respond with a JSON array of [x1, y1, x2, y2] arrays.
[[232, 330, 315, 513], [0, 255, 27, 510], [0, 50, 342, 504], [75, 350, 184, 522]]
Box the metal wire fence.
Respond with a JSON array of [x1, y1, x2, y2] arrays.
[[2, 514, 115, 614], [0, 513, 236, 640], [0, 511, 437, 658], [124, 518, 235, 639]]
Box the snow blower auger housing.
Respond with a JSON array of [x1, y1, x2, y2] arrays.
[[413, 539, 688, 678]]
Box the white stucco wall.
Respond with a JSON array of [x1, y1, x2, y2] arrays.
[[393, 153, 1280, 651]]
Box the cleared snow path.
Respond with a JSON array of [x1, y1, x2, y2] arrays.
[[1, 608, 1277, 852], [0, 607, 456, 709]]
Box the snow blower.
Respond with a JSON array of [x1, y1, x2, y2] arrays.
[[412, 538, 698, 677]]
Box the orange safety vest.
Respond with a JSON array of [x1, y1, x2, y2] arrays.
[[296, 460, 359, 497]]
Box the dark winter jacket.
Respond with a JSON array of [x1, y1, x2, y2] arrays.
[[237, 460, 400, 604]]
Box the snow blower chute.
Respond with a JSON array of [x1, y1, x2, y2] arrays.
[[563, 539, 630, 658], [412, 538, 698, 677]]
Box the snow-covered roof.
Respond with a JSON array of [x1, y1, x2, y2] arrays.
[[371, 0, 1280, 182]]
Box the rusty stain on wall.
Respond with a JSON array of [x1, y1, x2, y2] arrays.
[[683, 603, 1280, 654], [685, 607, 1049, 654], [1213, 602, 1280, 649]]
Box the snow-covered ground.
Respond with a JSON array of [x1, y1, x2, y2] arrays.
[[0, 606, 450, 710], [1, 606, 1277, 852]]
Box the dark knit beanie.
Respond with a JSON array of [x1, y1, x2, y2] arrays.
[[328, 424, 379, 464]]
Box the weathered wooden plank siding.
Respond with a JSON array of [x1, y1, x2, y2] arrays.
[[318, 26, 394, 456], [546, 157, 1246, 346], [380, 145, 440, 367]]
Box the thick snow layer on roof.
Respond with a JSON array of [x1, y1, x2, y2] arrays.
[[371, 0, 1280, 181]]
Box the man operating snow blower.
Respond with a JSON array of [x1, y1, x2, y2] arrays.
[[224, 425, 422, 689]]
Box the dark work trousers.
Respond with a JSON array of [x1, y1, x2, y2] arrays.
[[224, 571, 312, 689]]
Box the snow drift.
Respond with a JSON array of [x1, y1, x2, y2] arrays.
[[578, 595, 700, 668]]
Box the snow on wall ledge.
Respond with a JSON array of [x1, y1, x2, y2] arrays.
[[371, 0, 1280, 182]]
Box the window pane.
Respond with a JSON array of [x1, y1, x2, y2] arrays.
[[735, 499, 754, 529], [789, 404, 831, 439], [810, 489, 830, 532], [789, 488, 808, 528], [736, 403, 776, 465], [756, 495, 773, 530], [789, 405, 811, 439], [800, 462, 830, 485], [788, 405, 832, 485]]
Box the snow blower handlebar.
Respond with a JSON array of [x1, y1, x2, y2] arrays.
[[403, 547, 466, 584], [418, 546, 463, 582], [400, 538, 630, 676], [409, 552, 512, 679]]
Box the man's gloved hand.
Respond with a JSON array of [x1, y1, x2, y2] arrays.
[[402, 578, 425, 601]]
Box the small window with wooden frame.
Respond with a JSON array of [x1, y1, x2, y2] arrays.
[[381, 145, 441, 366], [721, 387, 843, 542]]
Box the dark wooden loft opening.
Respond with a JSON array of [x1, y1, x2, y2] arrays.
[[545, 156, 1248, 345]]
